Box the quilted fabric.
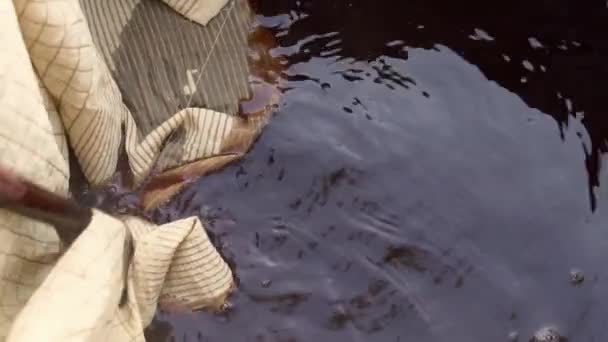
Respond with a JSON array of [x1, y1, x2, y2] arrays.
[[15, 0, 267, 197], [0, 0, 68, 337], [0, 0, 267, 340], [6, 212, 233, 342]]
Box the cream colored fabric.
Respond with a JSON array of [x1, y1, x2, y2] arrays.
[[15, 0, 126, 185], [78, 0, 270, 210], [0, 0, 68, 337], [0, 0, 240, 340], [162, 0, 230, 25], [76, 0, 267, 208], [7, 211, 233, 342], [15, 0, 265, 193]]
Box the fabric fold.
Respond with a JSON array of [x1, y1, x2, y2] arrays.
[[15, 0, 128, 186], [124, 215, 234, 325], [14, 0, 263, 202], [0, 1, 68, 338], [0, 0, 251, 340], [6, 211, 234, 342]]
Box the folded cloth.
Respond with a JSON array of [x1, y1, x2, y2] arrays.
[[15, 0, 268, 206], [0, 0, 255, 340], [6, 211, 233, 342], [0, 0, 70, 338]]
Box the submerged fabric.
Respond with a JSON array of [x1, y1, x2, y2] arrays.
[[0, 0, 264, 340]]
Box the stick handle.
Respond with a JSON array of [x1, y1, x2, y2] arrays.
[[0, 166, 92, 244]]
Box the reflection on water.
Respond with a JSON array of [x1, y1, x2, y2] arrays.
[[256, 0, 608, 210], [149, 0, 608, 341]]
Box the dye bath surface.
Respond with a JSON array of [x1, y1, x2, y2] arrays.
[[148, 1, 608, 341]]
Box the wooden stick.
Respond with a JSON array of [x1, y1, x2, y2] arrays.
[[0, 166, 93, 244]]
